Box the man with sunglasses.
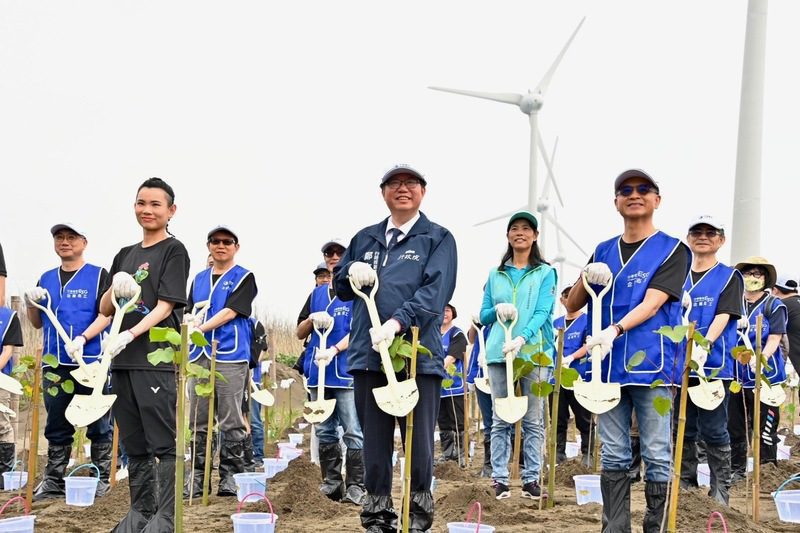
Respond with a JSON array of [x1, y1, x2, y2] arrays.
[[566, 169, 690, 533], [334, 164, 457, 532], [184, 225, 258, 498], [677, 215, 743, 505]]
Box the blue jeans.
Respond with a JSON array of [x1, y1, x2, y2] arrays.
[[488, 363, 552, 485], [249, 398, 265, 461], [309, 387, 363, 449], [599, 386, 672, 482], [475, 388, 493, 442]]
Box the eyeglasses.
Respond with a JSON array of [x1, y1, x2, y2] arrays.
[[688, 229, 722, 239], [742, 269, 765, 278], [616, 184, 657, 197], [384, 178, 422, 191], [208, 238, 236, 246], [323, 248, 344, 258], [54, 234, 81, 242]]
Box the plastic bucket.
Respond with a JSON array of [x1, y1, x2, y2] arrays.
[[0, 496, 34, 533], [277, 442, 302, 461], [565, 441, 580, 458], [573, 474, 602, 505], [297, 422, 309, 430], [287, 433, 303, 446], [2, 472, 27, 491], [262, 458, 289, 479], [231, 493, 278, 533], [446, 501, 494, 533], [778, 444, 791, 461], [65, 463, 100, 506], [697, 463, 710, 487], [772, 475, 800, 523], [234, 473, 268, 503]]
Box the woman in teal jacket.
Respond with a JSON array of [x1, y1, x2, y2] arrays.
[[479, 211, 557, 500]]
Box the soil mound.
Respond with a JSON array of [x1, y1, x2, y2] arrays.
[[434, 461, 473, 481]]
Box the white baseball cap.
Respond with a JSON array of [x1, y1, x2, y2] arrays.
[[50, 223, 86, 238], [688, 215, 725, 233], [775, 274, 799, 293], [207, 225, 239, 243], [320, 238, 346, 254]]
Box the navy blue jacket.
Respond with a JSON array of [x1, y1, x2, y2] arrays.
[[334, 212, 458, 378]]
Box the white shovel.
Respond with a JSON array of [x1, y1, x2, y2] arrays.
[[682, 295, 725, 411], [573, 273, 621, 415], [737, 328, 786, 407], [494, 313, 527, 424], [65, 284, 141, 427], [471, 323, 491, 395], [349, 276, 418, 417], [249, 378, 275, 407], [303, 322, 336, 423]]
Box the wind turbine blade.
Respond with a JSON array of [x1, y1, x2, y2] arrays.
[[534, 16, 586, 96], [539, 135, 564, 207], [429, 86, 523, 106], [542, 211, 588, 256], [565, 259, 585, 269], [474, 206, 527, 227]]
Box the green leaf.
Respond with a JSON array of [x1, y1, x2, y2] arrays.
[[731, 346, 752, 365], [43, 371, 61, 383], [729, 381, 742, 394], [190, 330, 209, 347], [530, 353, 553, 367], [61, 380, 75, 394], [12, 363, 28, 376], [650, 379, 665, 389], [42, 354, 59, 368], [416, 343, 432, 356], [186, 362, 211, 380], [652, 396, 672, 416], [560, 367, 579, 388], [194, 382, 213, 397], [390, 355, 405, 373], [520, 344, 538, 355], [149, 327, 171, 342], [147, 347, 176, 366], [530, 381, 554, 397], [692, 332, 712, 350], [654, 325, 689, 343], [442, 378, 454, 388], [708, 367, 721, 379], [445, 363, 457, 376], [626, 351, 646, 370], [47, 386, 59, 397], [512, 359, 534, 381], [759, 372, 771, 385], [396, 342, 413, 358], [214, 371, 228, 384], [166, 330, 183, 346], [688, 360, 699, 372], [20, 355, 36, 366], [786, 403, 796, 415]]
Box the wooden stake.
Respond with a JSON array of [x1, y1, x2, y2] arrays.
[[462, 346, 470, 467], [175, 324, 189, 533], [510, 388, 522, 481], [110, 423, 119, 488], [667, 323, 695, 533], [547, 328, 565, 508], [25, 346, 43, 505], [202, 340, 219, 506], [593, 414, 601, 473], [752, 314, 763, 522], [401, 327, 420, 533]]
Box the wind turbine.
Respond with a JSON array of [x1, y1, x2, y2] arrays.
[[429, 16, 585, 257]]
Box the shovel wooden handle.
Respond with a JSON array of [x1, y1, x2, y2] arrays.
[[349, 277, 402, 387], [581, 274, 612, 384]]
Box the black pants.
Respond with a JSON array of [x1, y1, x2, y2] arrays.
[[727, 387, 780, 460], [352, 370, 441, 495], [111, 369, 177, 458], [555, 386, 592, 450], [437, 394, 464, 433], [43, 365, 113, 445]]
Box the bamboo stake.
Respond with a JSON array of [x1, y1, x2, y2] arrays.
[[202, 340, 219, 506], [110, 422, 119, 488], [510, 386, 522, 481], [547, 328, 565, 508], [401, 326, 420, 533], [175, 324, 189, 533], [752, 315, 763, 522], [25, 346, 43, 505], [593, 414, 601, 473], [667, 323, 695, 533], [462, 347, 470, 467], [10, 297, 21, 441]]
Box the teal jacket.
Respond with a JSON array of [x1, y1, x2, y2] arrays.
[[479, 262, 557, 366]]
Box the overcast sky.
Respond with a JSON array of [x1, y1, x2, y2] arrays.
[[1, 1, 797, 328]]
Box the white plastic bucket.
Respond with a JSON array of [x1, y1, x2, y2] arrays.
[[2, 472, 27, 491], [573, 474, 602, 505], [297, 422, 309, 430], [773, 489, 800, 523], [447, 523, 495, 533], [778, 444, 792, 461], [231, 512, 278, 533], [697, 463, 710, 487], [83, 443, 91, 457], [277, 442, 302, 461], [262, 458, 289, 479], [234, 473, 268, 502], [0, 515, 35, 533], [392, 451, 398, 467], [287, 433, 303, 446], [565, 441, 580, 458], [65, 463, 101, 506]]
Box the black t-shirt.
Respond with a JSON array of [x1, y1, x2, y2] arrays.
[[0, 243, 6, 277], [187, 271, 258, 318], [2, 313, 23, 346], [251, 320, 267, 368], [690, 268, 743, 319], [105, 237, 190, 371], [746, 294, 787, 335], [781, 295, 800, 364], [296, 286, 334, 349], [446, 329, 467, 361]]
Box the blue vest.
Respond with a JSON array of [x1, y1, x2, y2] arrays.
[[588, 232, 687, 386], [466, 325, 490, 384], [38, 264, 103, 366], [441, 326, 465, 397], [302, 285, 354, 389], [683, 264, 741, 380], [0, 308, 16, 376], [554, 313, 590, 380], [735, 295, 787, 388], [189, 265, 254, 363]]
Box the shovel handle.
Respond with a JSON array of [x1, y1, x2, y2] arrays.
[[582, 273, 613, 384], [348, 276, 401, 387], [28, 291, 72, 345], [88, 284, 142, 393], [496, 310, 518, 397]]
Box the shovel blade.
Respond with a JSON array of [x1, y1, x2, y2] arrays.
[[373, 378, 418, 417], [687, 381, 725, 411], [251, 389, 275, 407], [0, 404, 17, 418], [495, 396, 528, 424], [0, 373, 23, 396], [760, 384, 787, 407], [70, 363, 103, 388], [65, 393, 117, 427], [573, 380, 621, 415], [303, 399, 337, 424], [474, 377, 491, 395]]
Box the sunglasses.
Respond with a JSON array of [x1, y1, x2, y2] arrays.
[[323, 248, 344, 258], [208, 238, 236, 246], [688, 228, 722, 239], [616, 184, 657, 197]]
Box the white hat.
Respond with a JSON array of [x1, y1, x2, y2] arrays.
[[50, 223, 86, 238], [688, 215, 725, 232], [320, 238, 346, 253], [775, 274, 799, 293], [207, 225, 239, 243]]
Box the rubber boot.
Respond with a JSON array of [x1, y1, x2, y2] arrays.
[[679, 439, 698, 489], [318, 442, 345, 501], [184, 437, 206, 499], [696, 439, 708, 463], [342, 448, 366, 505], [730, 441, 747, 483], [580, 430, 593, 468], [32, 443, 71, 501], [361, 494, 398, 533], [480, 438, 492, 478], [453, 430, 466, 466], [243, 434, 257, 473], [408, 491, 434, 533], [628, 437, 642, 483], [706, 443, 732, 505], [218, 438, 247, 497], [141, 457, 175, 533], [91, 441, 114, 497], [436, 430, 455, 464], [760, 439, 778, 465], [111, 456, 157, 533], [600, 470, 631, 533], [0, 443, 15, 490], [556, 428, 567, 463], [642, 481, 668, 533]]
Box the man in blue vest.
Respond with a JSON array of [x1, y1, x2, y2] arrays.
[[0, 306, 23, 488], [25, 223, 113, 500], [679, 215, 742, 505], [437, 303, 467, 465], [566, 170, 690, 533], [334, 164, 457, 532], [185, 225, 258, 498]]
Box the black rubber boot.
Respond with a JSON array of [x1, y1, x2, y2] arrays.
[[480, 438, 492, 478], [556, 428, 568, 463], [111, 456, 157, 533], [342, 448, 366, 505], [697, 439, 708, 463], [0, 443, 15, 490], [600, 470, 631, 533], [318, 442, 345, 501], [730, 441, 747, 483], [408, 491, 434, 532], [580, 431, 594, 468], [642, 481, 668, 533], [91, 442, 114, 498], [361, 494, 398, 532], [628, 437, 642, 483], [679, 439, 698, 489], [32, 443, 71, 501], [141, 457, 175, 533], [453, 430, 466, 466], [184, 437, 206, 499], [218, 438, 247, 497], [436, 431, 455, 464], [243, 434, 257, 473], [760, 439, 778, 465], [706, 443, 732, 505]]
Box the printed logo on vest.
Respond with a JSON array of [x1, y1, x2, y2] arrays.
[[64, 288, 89, 299], [693, 295, 715, 308], [626, 271, 650, 288]]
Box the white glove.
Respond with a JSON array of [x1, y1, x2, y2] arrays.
[[369, 319, 401, 351], [314, 347, 338, 366], [111, 272, 139, 300], [502, 336, 525, 357], [66, 335, 86, 362], [561, 355, 574, 368], [309, 311, 334, 331], [691, 343, 708, 368], [586, 326, 618, 360], [495, 303, 517, 323], [583, 262, 613, 286], [348, 262, 377, 289], [477, 350, 487, 368], [24, 287, 48, 304], [471, 313, 482, 327], [183, 312, 198, 327], [786, 360, 799, 387], [467, 383, 476, 393], [103, 330, 134, 357], [748, 354, 758, 373], [681, 292, 691, 310], [737, 317, 749, 330]]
